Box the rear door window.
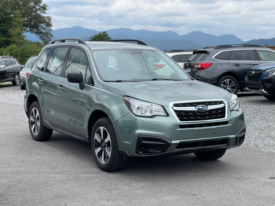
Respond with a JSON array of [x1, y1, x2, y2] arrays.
[[214, 51, 232, 60], [229, 51, 238, 60], [256, 50, 275, 61], [235, 50, 258, 61], [36, 49, 51, 70], [46, 47, 69, 75]]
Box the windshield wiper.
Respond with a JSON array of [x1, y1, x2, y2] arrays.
[[149, 78, 183, 81]]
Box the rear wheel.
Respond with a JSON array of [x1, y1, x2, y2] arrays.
[[194, 149, 227, 160], [28, 101, 53, 141], [218, 76, 239, 94], [264, 95, 275, 100], [91, 117, 126, 172], [12, 73, 20, 86]]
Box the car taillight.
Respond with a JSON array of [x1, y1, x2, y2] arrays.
[[151, 64, 165, 70], [194, 63, 212, 70], [26, 71, 31, 81]]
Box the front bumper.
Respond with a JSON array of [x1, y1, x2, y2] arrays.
[[113, 108, 246, 157], [246, 75, 275, 96]]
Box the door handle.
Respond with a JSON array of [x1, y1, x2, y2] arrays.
[[234, 64, 240, 67], [38, 78, 43, 84], [57, 85, 64, 92]]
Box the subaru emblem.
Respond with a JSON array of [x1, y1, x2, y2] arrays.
[[196, 105, 208, 112]]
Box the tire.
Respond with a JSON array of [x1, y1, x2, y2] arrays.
[[217, 76, 239, 94], [20, 84, 25, 90], [91, 117, 126, 172], [264, 95, 275, 101], [28, 101, 53, 141], [12, 73, 20, 86], [194, 149, 227, 160]]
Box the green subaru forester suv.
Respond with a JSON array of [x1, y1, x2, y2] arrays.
[[24, 38, 246, 172]]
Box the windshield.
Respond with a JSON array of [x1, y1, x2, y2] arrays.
[[25, 57, 36, 68], [91, 49, 190, 81]]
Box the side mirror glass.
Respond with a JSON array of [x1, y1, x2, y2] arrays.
[[67, 71, 85, 90]]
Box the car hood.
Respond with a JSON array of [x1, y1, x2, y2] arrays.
[[107, 80, 231, 107], [252, 62, 275, 71]]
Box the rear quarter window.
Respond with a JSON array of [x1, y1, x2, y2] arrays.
[[214, 51, 232, 60], [171, 55, 182, 62]]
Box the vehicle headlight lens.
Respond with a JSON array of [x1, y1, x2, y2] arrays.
[[267, 68, 275, 76], [20, 71, 26, 77], [123, 97, 167, 117], [229, 94, 239, 111]]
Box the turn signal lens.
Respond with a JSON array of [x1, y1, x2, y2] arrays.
[[194, 63, 212, 70]]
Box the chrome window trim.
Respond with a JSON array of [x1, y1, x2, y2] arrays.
[[173, 103, 225, 111], [169, 99, 228, 123]]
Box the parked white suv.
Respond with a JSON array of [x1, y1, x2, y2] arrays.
[[166, 50, 194, 69]]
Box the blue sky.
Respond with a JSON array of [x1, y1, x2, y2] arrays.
[[43, 0, 275, 41]]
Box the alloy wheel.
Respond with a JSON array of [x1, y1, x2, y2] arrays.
[[220, 79, 236, 93], [30, 108, 40, 136], [94, 126, 112, 164]]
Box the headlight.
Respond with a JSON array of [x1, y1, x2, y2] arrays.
[[229, 94, 240, 111], [267, 68, 275, 76], [123, 97, 167, 117], [20, 71, 26, 77]]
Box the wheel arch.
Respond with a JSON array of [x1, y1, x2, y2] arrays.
[[26, 94, 39, 116], [217, 72, 240, 84], [87, 109, 109, 143]]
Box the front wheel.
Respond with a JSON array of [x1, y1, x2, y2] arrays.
[[91, 117, 126, 172], [264, 95, 275, 101], [29, 101, 53, 141], [218, 76, 239, 94], [12, 73, 20, 86], [194, 149, 227, 160]]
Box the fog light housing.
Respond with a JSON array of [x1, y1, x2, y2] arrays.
[[136, 136, 171, 155]]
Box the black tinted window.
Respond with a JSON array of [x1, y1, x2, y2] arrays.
[[180, 55, 187, 62], [185, 54, 192, 60], [47, 47, 68, 75], [215, 51, 231, 60], [229, 51, 238, 60], [236, 50, 258, 61], [4, 60, 11, 66], [171, 55, 182, 62]]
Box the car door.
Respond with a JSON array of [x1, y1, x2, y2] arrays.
[[228, 50, 260, 88], [42, 47, 69, 126], [55, 47, 92, 137], [4, 60, 13, 80], [0, 60, 7, 82]]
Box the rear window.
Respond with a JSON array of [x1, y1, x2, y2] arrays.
[[188, 53, 208, 62], [171, 55, 182, 62], [214, 51, 231, 60]]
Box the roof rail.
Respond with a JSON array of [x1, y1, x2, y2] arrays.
[[0, 56, 13, 59], [167, 49, 196, 53], [51, 38, 91, 50], [203, 46, 214, 49], [214, 44, 263, 49], [107, 39, 147, 46]]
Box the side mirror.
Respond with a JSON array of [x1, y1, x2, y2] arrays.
[[0, 65, 5, 69], [67, 71, 85, 90]]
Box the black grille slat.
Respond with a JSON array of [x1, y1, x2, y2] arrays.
[[173, 101, 223, 107], [247, 70, 262, 81], [174, 105, 226, 121], [176, 139, 228, 149], [179, 121, 228, 128]]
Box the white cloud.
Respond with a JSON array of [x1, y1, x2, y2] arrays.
[[43, 0, 275, 41]]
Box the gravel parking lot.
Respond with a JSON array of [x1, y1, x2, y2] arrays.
[[0, 83, 275, 206]]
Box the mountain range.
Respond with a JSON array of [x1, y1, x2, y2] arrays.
[[24, 26, 274, 51]]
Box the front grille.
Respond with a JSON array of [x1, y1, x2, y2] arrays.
[[176, 139, 228, 149], [173, 101, 223, 107], [247, 70, 262, 81], [179, 121, 228, 129], [173, 101, 226, 121]]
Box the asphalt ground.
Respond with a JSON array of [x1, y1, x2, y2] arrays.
[[0, 83, 275, 205]]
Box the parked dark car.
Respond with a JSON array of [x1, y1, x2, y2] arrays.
[[246, 62, 275, 100], [20, 56, 37, 90], [184, 44, 275, 94], [0, 56, 22, 86]]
